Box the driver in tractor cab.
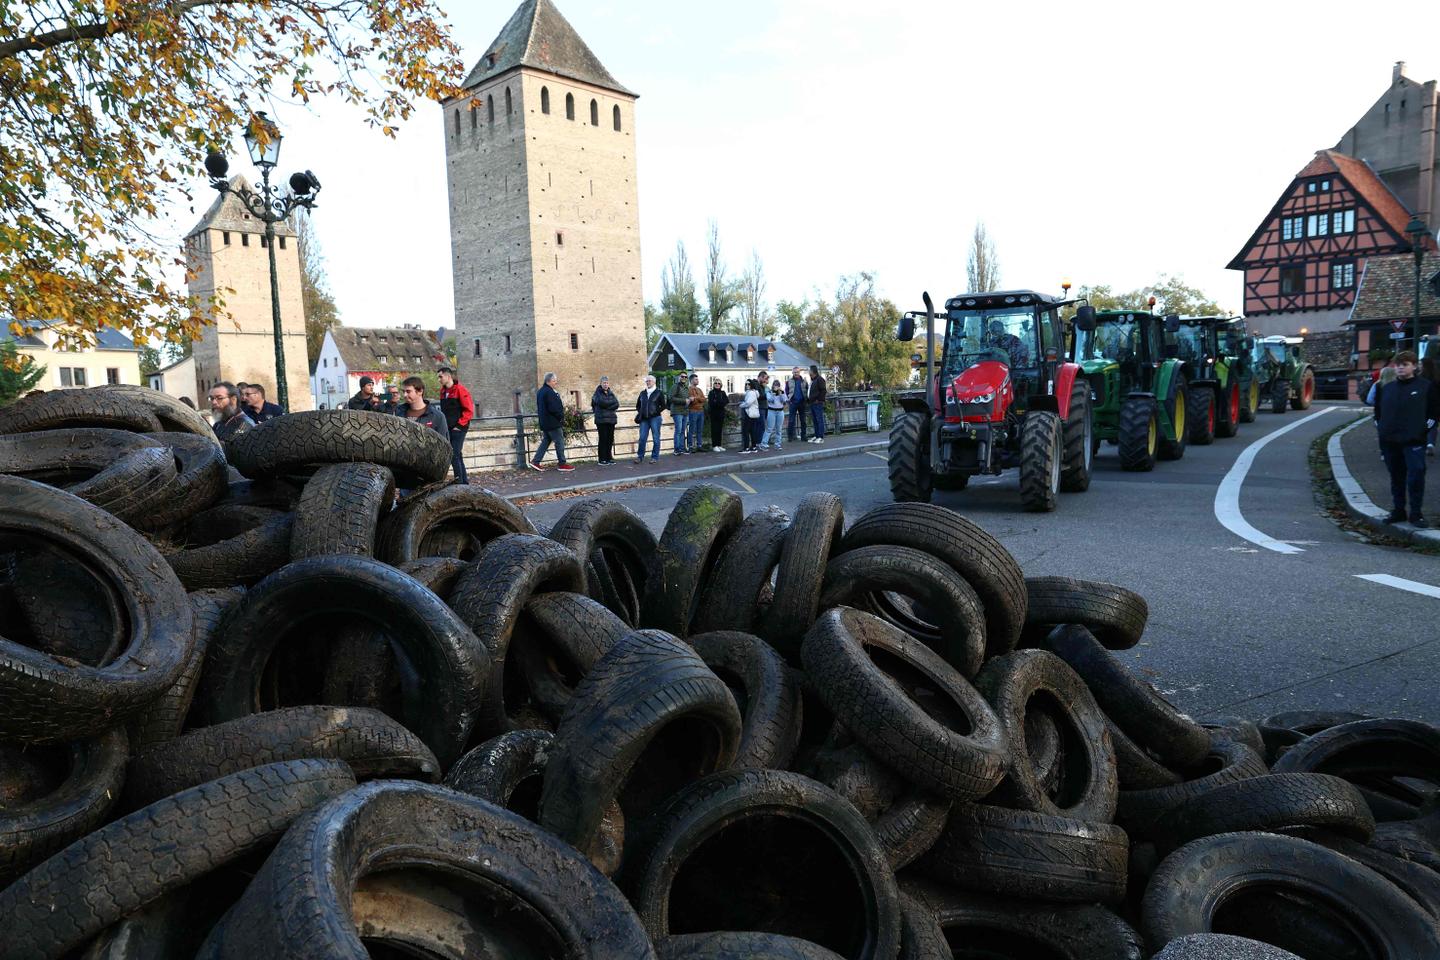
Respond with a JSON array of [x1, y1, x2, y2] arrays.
[[985, 319, 1029, 368]]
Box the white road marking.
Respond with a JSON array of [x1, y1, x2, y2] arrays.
[[1355, 574, 1440, 600], [728, 473, 756, 494], [1212, 407, 1338, 554], [865, 451, 888, 462]]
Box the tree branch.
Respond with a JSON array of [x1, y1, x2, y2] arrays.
[[0, 0, 245, 60]]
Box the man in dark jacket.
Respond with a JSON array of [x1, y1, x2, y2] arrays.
[[636, 375, 664, 463], [347, 376, 384, 411], [240, 383, 284, 423], [591, 376, 619, 465], [532, 372, 572, 471], [395, 376, 449, 444], [807, 365, 828, 442], [437, 367, 474, 484], [207, 381, 254, 443], [669, 375, 691, 456], [1375, 350, 1440, 526], [786, 366, 808, 442]]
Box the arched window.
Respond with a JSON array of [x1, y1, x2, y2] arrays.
[[565, 92, 575, 120], [613, 104, 621, 131], [470, 105, 477, 131], [541, 86, 550, 114], [590, 99, 599, 126], [505, 87, 512, 116], [453, 109, 460, 137], [487, 95, 495, 125]]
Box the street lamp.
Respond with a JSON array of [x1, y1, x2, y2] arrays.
[[204, 112, 321, 412], [1405, 215, 1429, 350]]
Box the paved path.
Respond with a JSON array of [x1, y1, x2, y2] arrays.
[[520, 405, 1440, 724]]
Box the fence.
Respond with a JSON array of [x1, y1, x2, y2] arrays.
[[460, 391, 894, 474]]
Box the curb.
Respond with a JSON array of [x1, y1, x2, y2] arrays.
[[505, 438, 889, 504], [1326, 417, 1440, 546]]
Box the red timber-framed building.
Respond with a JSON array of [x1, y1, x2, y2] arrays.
[[1227, 150, 1428, 337]]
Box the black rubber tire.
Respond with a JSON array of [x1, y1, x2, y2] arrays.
[[1271, 379, 1288, 414], [133, 432, 229, 531], [196, 555, 488, 768], [213, 476, 301, 511], [658, 932, 846, 960], [693, 507, 790, 635], [802, 607, 1007, 801], [1187, 386, 1216, 445], [1215, 380, 1241, 439], [817, 545, 986, 678], [0, 387, 161, 434], [539, 630, 741, 868], [1118, 396, 1159, 471], [124, 705, 440, 808], [1271, 718, 1440, 783], [164, 512, 293, 589], [1158, 381, 1188, 461], [376, 482, 535, 564], [1200, 715, 1266, 757], [902, 878, 1145, 960], [546, 498, 658, 624], [1239, 378, 1260, 424], [98, 384, 219, 440], [0, 477, 193, 744], [0, 728, 128, 886], [888, 411, 933, 503], [513, 591, 631, 723], [225, 409, 451, 485], [447, 533, 587, 737], [764, 492, 844, 659], [627, 768, 902, 960], [838, 502, 1027, 658], [395, 555, 467, 600], [1117, 737, 1270, 837], [1108, 715, 1184, 789], [290, 462, 395, 559], [915, 802, 1129, 904], [129, 587, 244, 750], [640, 484, 744, 637], [1289, 826, 1440, 920], [199, 779, 654, 960], [1060, 379, 1093, 493], [898, 892, 949, 960], [2, 536, 128, 666], [1040, 624, 1211, 769], [0, 759, 356, 960], [1021, 577, 1148, 651], [1141, 831, 1440, 957], [1151, 772, 1375, 854], [1257, 710, 1372, 763], [973, 648, 1118, 821], [0, 427, 171, 522], [1018, 410, 1062, 512], [690, 630, 802, 770]]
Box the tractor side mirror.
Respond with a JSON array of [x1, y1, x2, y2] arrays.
[[1163, 315, 1181, 334], [1074, 305, 1096, 332], [896, 314, 915, 342]]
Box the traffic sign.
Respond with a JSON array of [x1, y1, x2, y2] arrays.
[[1391, 319, 1409, 332], [1390, 332, 1408, 340]]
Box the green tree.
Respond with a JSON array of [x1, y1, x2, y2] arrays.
[[831, 273, 911, 389], [138, 344, 163, 376], [702, 220, 741, 334], [0, 342, 44, 405], [296, 216, 340, 364], [778, 297, 831, 367], [441, 337, 457, 368], [1075, 275, 1226, 316], [966, 221, 1001, 292]]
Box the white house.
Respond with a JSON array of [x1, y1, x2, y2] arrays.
[[647, 333, 821, 395], [311, 325, 445, 409], [147, 354, 198, 404], [2, 319, 142, 393]]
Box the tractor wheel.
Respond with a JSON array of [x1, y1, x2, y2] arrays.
[[1216, 381, 1240, 439], [1018, 411, 1062, 513], [1157, 384, 1187, 462], [1271, 380, 1288, 414], [1117, 397, 1158, 472], [888, 412, 933, 504], [1060, 381, 1092, 493], [1188, 388, 1215, 446], [1294, 368, 1315, 410], [1238, 379, 1259, 424]]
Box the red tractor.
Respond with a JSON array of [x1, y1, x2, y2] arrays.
[[890, 290, 1096, 511]]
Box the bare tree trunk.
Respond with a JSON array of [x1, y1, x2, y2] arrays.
[[966, 221, 1001, 292]]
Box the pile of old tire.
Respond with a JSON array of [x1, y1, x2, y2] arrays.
[[2, 387, 1439, 959]]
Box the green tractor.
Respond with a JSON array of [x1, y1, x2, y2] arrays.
[[1217, 317, 1261, 425], [1253, 336, 1316, 413], [1070, 310, 1189, 471], [1164, 316, 1251, 443]]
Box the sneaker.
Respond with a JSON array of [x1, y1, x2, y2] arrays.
[[557, 463, 574, 472], [713, 446, 724, 452], [528, 462, 545, 472], [651, 457, 660, 463], [1383, 510, 1406, 523], [1411, 515, 1428, 528]]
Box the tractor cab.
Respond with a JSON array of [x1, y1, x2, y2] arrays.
[[1074, 310, 1165, 396], [937, 291, 1067, 425], [1253, 335, 1315, 413], [1166, 316, 1253, 441]]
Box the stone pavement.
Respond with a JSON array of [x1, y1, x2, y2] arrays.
[[468, 429, 888, 503], [1332, 413, 1440, 546]]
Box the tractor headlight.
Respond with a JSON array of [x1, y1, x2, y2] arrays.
[[964, 392, 995, 404]]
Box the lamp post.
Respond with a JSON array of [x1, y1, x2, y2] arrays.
[[1405, 215, 1428, 351], [204, 112, 321, 412]]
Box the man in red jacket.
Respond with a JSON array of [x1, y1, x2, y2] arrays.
[[437, 366, 475, 484]]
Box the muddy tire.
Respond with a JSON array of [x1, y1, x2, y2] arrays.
[[133, 432, 229, 531], [640, 484, 744, 637], [1118, 396, 1159, 471], [658, 932, 846, 959], [226, 409, 451, 486], [1019, 410, 1062, 512], [888, 411, 933, 503], [1187, 387, 1215, 445], [1022, 577, 1148, 650], [546, 498, 657, 624], [693, 507, 790, 635], [764, 492, 844, 659], [129, 587, 244, 750], [1271, 379, 1288, 413], [627, 768, 902, 960], [0, 387, 161, 434], [376, 482, 534, 564], [1150, 772, 1374, 854], [691, 631, 802, 770], [1270, 717, 1440, 781], [290, 462, 395, 559], [1117, 738, 1269, 837], [1108, 716, 1183, 790], [1060, 379, 1093, 492], [513, 591, 630, 723], [165, 511, 293, 589], [3, 538, 128, 666], [1257, 710, 1372, 763]]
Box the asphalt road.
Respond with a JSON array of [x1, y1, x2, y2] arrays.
[[525, 404, 1440, 724]]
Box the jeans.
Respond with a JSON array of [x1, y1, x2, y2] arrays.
[[448, 425, 468, 483], [688, 411, 704, 450], [1380, 442, 1427, 517], [810, 401, 826, 439], [532, 427, 566, 466], [788, 405, 807, 441], [597, 423, 614, 463], [672, 412, 688, 452], [638, 415, 663, 460], [761, 409, 785, 448]]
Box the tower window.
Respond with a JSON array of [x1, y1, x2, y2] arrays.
[[541, 87, 550, 114], [565, 93, 575, 120], [504, 334, 512, 354], [279, 236, 286, 249], [223, 231, 231, 245], [569, 332, 580, 351], [590, 99, 599, 126], [570, 390, 580, 409], [474, 338, 482, 357], [513, 390, 521, 414], [487, 95, 495, 125], [241, 233, 249, 247], [556, 231, 564, 247], [454, 109, 460, 137], [471, 106, 477, 131], [613, 105, 622, 131], [505, 87, 512, 116]]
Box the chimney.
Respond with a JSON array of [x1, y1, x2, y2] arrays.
[[1393, 61, 1407, 84]]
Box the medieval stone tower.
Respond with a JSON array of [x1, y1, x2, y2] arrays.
[[445, 0, 645, 418], [184, 177, 313, 410]]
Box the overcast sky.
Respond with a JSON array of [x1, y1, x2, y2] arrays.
[[191, 1, 1439, 330]]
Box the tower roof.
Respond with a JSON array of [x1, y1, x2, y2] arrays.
[[461, 0, 634, 97], [185, 175, 297, 240]]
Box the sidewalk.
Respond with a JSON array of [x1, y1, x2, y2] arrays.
[[471, 430, 888, 504], [1329, 416, 1440, 546]]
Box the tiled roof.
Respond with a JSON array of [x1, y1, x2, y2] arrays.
[[651, 333, 820, 371], [461, 0, 633, 96], [185, 175, 296, 239], [328, 326, 444, 373], [1348, 251, 1440, 322], [1315, 151, 1418, 239], [1301, 329, 1353, 371], [2, 319, 137, 351]]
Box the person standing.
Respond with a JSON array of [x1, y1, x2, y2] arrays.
[[207, 382, 255, 442], [1374, 350, 1439, 526], [761, 379, 786, 451], [808, 365, 828, 442], [707, 379, 729, 451], [240, 383, 284, 423], [740, 379, 762, 452], [635, 375, 664, 463], [530, 372, 572, 472], [347, 376, 384, 411], [592, 376, 619, 465], [395, 376, 449, 444], [669, 375, 691, 456], [686, 375, 706, 453], [437, 367, 474, 485], [787, 367, 808, 442]]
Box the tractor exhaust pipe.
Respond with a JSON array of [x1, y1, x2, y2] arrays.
[[923, 291, 936, 416]]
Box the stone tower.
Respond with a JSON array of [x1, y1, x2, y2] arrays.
[[445, 0, 645, 418], [184, 177, 313, 410]]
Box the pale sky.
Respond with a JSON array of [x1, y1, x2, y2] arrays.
[[184, 1, 1440, 331]]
